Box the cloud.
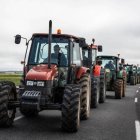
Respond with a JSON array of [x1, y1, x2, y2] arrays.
[[0, 0, 140, 70]]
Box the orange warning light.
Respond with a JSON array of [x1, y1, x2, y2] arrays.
[[57, 29, 61, 34]]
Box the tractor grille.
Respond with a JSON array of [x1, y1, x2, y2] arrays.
[[22, 91, 41, 99], [21, 90, 41, 110]]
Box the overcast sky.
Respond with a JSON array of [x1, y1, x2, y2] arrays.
[[0, 0, 140, 71]]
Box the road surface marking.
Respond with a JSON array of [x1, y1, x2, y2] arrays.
[[135, 98, 138, 103], [135, 120, 140, 140], [136, 90, 139, 93], [14, 116, 24, 121]]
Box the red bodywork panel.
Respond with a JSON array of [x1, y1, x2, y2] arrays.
[[76, 67, 89, 79], [25, 64, 58, 81]]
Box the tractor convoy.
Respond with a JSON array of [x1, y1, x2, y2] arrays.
[[0, 20, 139, 132]]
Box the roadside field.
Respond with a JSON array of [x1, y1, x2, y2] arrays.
[[0, 73, 22, 86]]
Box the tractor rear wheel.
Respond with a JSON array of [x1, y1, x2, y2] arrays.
[[61, 85, 81, 132], [0, 81, 17, 127], [99, 70, 106, 103], [79, 74, 91, 120], [114, 79, 123, 99], [90, 78, 99, 108]]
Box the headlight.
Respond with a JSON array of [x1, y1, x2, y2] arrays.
[[26, 81, 33, 86], [37, 81, 44, 87]]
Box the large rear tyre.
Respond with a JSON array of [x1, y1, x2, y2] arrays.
[[99, 70, 106, 103], [61, 85, 81, 132], [79, 74, 91, 120], [114, 79, 123, 99], [0, 81, 17, 127], [90, 78, 99, 108]]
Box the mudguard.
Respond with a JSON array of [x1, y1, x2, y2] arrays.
[[76, 67, 90, 79]]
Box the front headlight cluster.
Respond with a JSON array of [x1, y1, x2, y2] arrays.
[[26, 81, 45, 87]]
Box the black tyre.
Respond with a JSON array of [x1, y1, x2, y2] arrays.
[[90, 78, 99, 108], [79, 74, 91, 120], [114, 79, 123, 99], [99, 70, 106, 103], [61, 84, 81, 132], [0, 81, 17, 127], [130, 76, 135, 85]]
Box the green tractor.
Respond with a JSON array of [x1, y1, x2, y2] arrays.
[[124, 64, 138, 85], [96, 55, 126, 99], [82, 40, 106, 108]]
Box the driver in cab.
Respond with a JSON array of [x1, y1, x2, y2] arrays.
[[51, 44, 67, 67]]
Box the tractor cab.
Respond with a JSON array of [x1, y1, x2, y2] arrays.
[[97, 55, 120, 78], [82, 43, 102, 68], [15, 32, 87, 86]]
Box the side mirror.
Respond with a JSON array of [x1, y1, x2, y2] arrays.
[[79, 38, 86, 47], [121, 59, 125, 64], [15, 34, 21, 44], [98, 45, 102, 52], [92, 38, 95, 44]]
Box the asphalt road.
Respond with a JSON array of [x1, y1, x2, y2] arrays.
[[0, 84, 140, 140]]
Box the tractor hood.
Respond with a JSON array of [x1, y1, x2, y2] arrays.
[[26, 64, 58, 81]]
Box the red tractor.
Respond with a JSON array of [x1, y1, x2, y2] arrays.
[[0, 20, 91, 132], [82, 39, 106, 108]]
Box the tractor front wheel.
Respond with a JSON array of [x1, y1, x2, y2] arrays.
[[114, 79, 123, 99], [79, 74, 91, 120], [99, 70, 106, 103], [61, 84, 81, 132], [90, 78, 99, 108]]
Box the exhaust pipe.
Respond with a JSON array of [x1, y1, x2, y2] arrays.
[[48, 20, 52, 69]]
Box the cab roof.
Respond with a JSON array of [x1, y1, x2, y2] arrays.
[[97, 55, 119, 59], [32, 33, 81, 40]]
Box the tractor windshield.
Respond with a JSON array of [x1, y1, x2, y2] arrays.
[[28, 36, 68, 67], [99, 58, 117, 70]]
